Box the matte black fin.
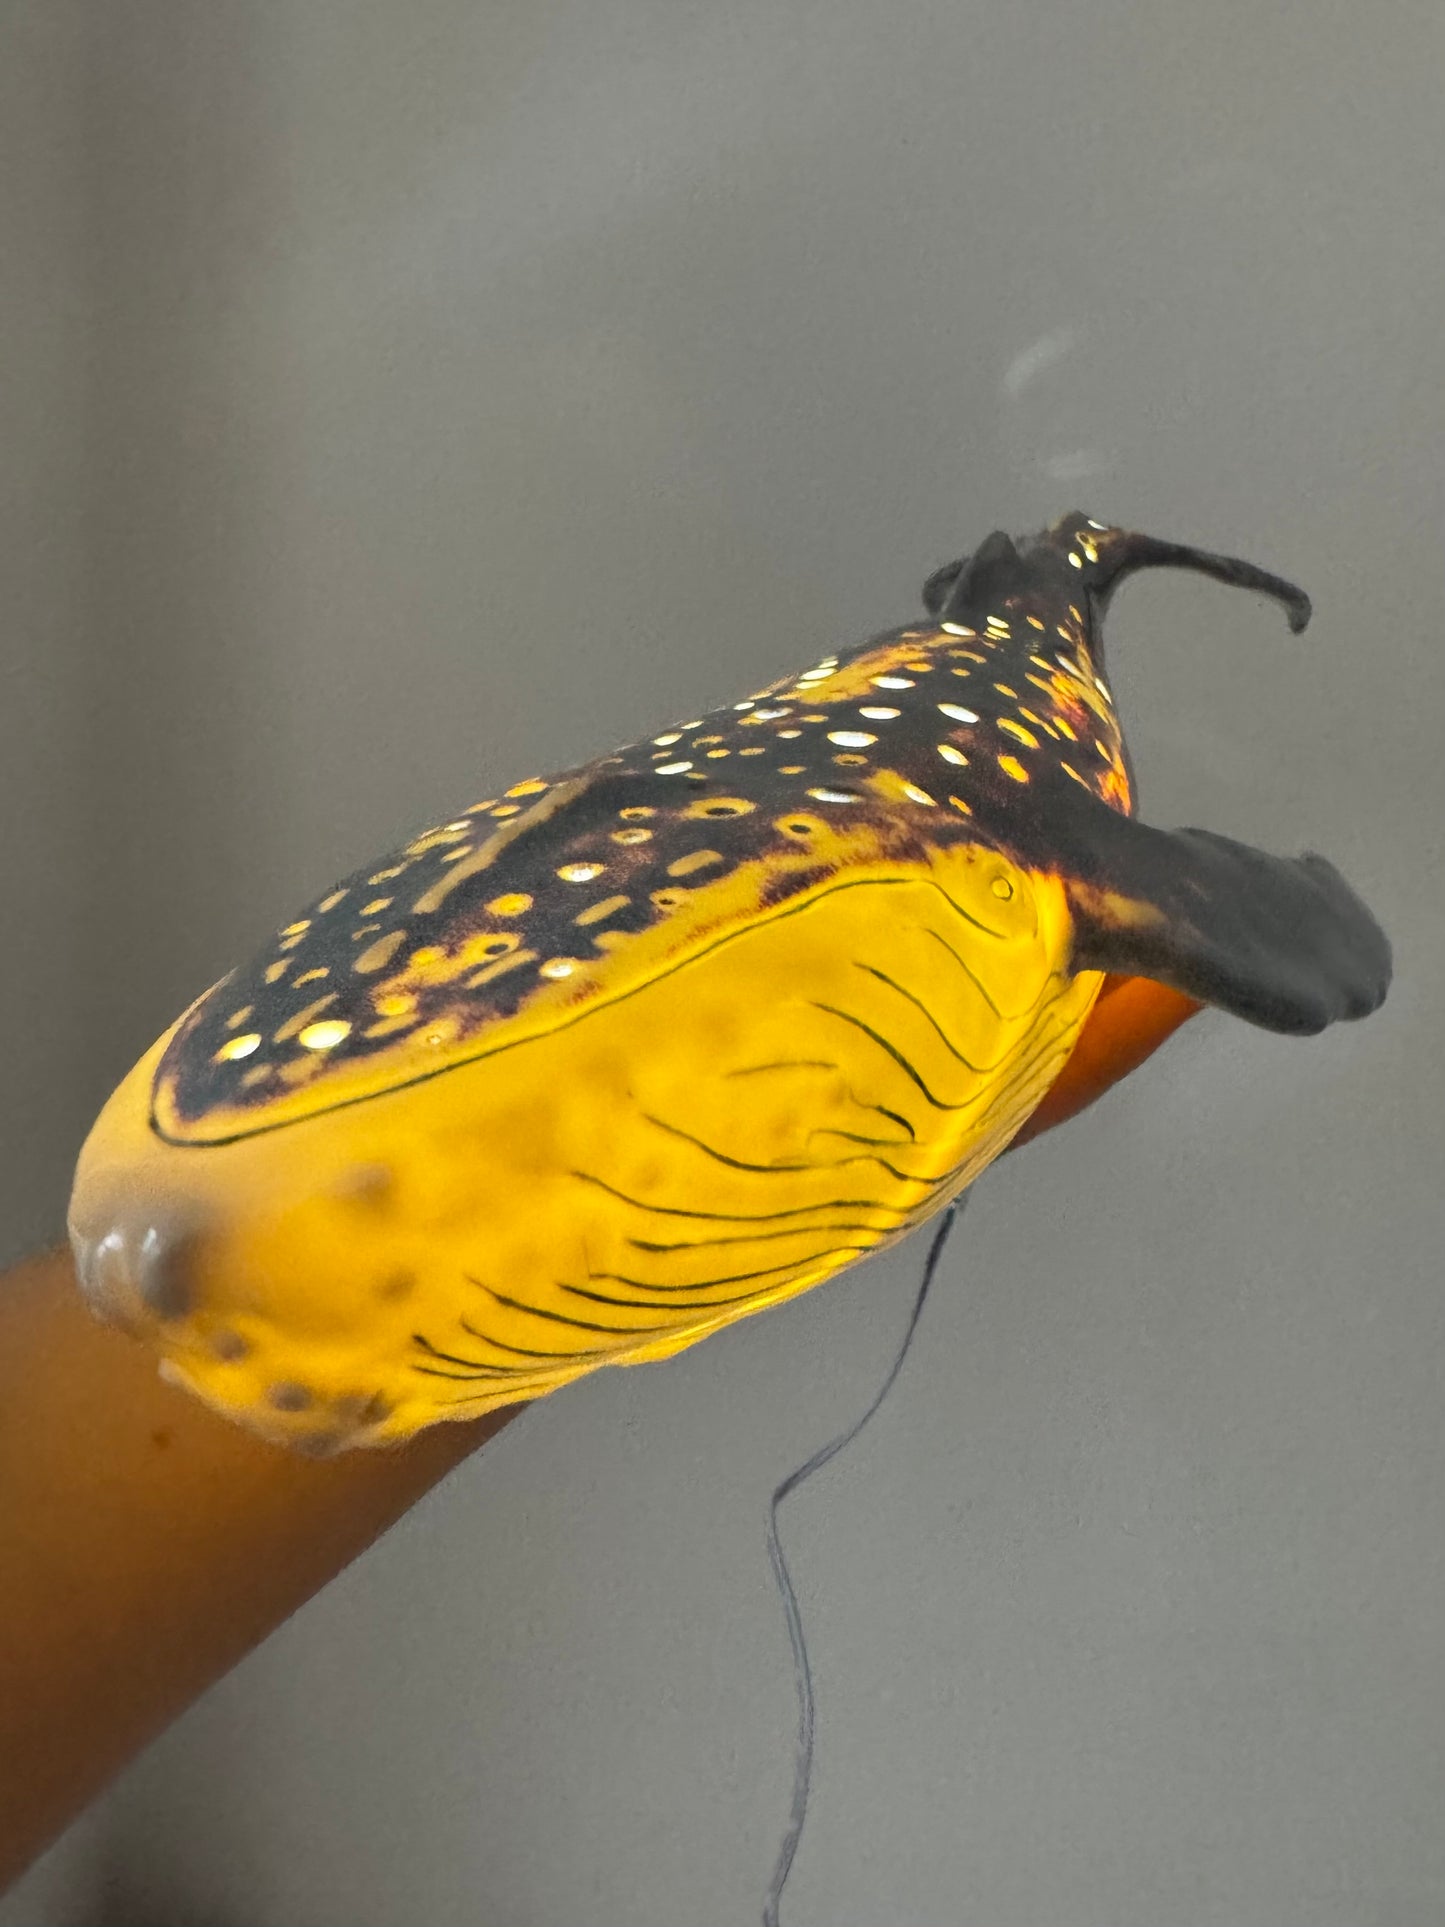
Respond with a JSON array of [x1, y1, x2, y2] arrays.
[[1073, 520, 1312, 633], [923, 516, 1311, 637], [922, 529, 1022, 622], [1062, 799, 1392, 1035]]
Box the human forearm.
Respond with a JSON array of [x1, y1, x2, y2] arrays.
[[0, 1246, 515, 1889]]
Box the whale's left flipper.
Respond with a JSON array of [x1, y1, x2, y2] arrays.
[[1061, 802, 1392, 1036]]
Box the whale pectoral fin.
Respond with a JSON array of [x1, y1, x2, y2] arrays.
[[1061, 808, 1392, 1036]]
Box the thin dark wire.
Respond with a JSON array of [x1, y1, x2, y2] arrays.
[[761, 1198, 962, 1927]]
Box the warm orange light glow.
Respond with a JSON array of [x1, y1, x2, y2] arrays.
[[297, 1020, 351, 1052]]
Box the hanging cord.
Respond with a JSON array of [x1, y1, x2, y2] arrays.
[[761, 1199, 962, 1927]]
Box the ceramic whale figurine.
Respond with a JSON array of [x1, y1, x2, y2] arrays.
[[68, 514, 1391, 1451]]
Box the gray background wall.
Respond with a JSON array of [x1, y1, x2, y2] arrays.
[[3, 2, 1442, 1922]]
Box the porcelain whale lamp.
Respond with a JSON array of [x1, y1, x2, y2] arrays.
[[68, 514, 1392, 1453]]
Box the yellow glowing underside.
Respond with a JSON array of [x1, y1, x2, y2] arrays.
[[71, 845, 1102, 1448]]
